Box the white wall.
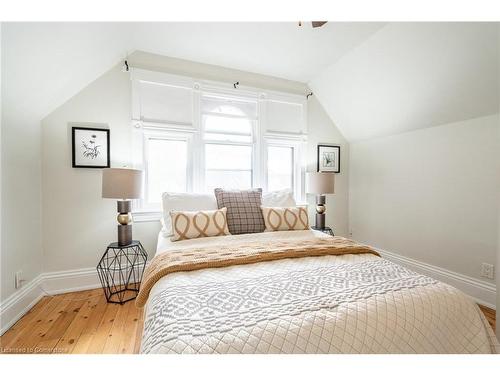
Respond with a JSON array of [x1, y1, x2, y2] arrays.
[[1, 26, 44, 302], [309, 23, 499, 142], [0, 22, 2, 298], [41, 51, 348, 274], [129, 51, 306, 95], [41, 64, 157, 272], [497, 23, 500, 339], [0, 22, 2, 300], [497, 117, 500, 335], [349, 115, 499, 284], [306, 96, 349, 236]]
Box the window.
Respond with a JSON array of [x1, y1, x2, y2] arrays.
[[142, 134, 189, 208], [202, 95, 256, 192], [267, 145, 294, 191], [203, 116, 252, 142], [131, 70, 307, 218], [205, 144, 253, 191]]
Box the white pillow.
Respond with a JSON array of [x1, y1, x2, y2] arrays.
[[160, 189, 295, 237], [161, 192, 217, 237], [262, 189, 296, 207]]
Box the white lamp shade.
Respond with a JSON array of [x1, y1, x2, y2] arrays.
[[102, 168, 143, 199], [306, 172, 335, 194]]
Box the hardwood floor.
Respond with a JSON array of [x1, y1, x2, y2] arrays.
[[479, 304, 496, 333], [0, 289, 144, 354], [0, 289, 496, 354]]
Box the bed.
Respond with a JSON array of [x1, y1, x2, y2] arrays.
[[138, 229, 499, 354]]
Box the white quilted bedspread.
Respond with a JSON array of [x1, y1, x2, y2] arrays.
[[141, 231, 499, 354]]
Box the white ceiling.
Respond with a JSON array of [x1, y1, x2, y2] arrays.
[[310, 23, 499, 141], [1, 22, 384, 123], [131, 22, 386, 82], [2, 22, 498, 142], [2, 22, 130, 121]]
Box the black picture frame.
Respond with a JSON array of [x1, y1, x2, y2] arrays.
[[317, 144, 340, 173], [72, 126, 110, 168]]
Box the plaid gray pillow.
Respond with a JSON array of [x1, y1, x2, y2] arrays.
[[214, 188, 265, 235]]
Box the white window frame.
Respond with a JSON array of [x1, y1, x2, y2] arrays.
[[263, 134, 307, 204], [131, 123, 196, 220], [201, 93, 257, 192], [131, 69, 307, 222]]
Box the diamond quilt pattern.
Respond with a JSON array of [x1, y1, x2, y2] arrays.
[[141, 254, 499, 354]]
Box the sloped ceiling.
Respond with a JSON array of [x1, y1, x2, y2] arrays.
[[2, 22, 498, 142], [2, 23, 131, 121], [1, 22, 384, 124], [309, 23, 499, 142], [130, 22, 385, 82]]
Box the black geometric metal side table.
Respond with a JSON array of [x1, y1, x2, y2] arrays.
[[97, 240, 148, 304], [311, 226, 335, 236]]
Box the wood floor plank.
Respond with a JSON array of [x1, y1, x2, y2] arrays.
[[80, 294, 109, 335], [70, 333, 94, 354], [70, 296, 109, 353], [35, 338, 62, 354], [85, 302, 121, 354], [5, 295, 70, 351], [23, 298, 74, 350], [43, 299, 85, 341], [63, 288, 104, 301], [52, 295, 102, 354], [133, 313, 144, 354], [0, 296, 51, 347], [119, 301, 143, 354], [479, 304, 496, 332], [102, 301, 133, 353], [1, 289, 145, 354]]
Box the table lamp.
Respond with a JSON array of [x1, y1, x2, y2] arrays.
[[306, 172, 335, 230], [102, 168, 143, 246]]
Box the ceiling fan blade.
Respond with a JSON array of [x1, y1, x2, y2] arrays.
[[311, 21, 327, 28]]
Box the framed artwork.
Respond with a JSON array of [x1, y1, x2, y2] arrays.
[[317, 144, 340, 173], [72, 126, 110, 168]]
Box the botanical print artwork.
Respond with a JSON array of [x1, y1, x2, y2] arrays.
[[82, 134, 101, 159], [322, 152, 335, 168], [317, 145, 340, 173], [72, 126, 110, 168]]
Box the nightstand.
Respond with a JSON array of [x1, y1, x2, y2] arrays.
[[311, 226, 334, 236], [96, 241, 148, 304]]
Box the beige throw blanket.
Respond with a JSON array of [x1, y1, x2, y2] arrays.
[[136, 236, 379, 307]]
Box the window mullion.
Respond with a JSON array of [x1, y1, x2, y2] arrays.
[[192, 89, 203, 192], [256, 98, 267, 191], [202, 111, 256, 121]]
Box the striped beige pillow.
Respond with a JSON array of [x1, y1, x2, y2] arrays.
[[170, 207, 230, 242], [261, 206, 309, 232]]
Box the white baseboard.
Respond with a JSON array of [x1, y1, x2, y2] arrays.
[[0, 275, 45, 336], [1, 251, 497, 336], [0, 268, 101, 335], [42, 267, 101, 295], [375, 247, 497, 309]]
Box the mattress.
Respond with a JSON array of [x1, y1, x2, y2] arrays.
[[141, 230, 499, 354]]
